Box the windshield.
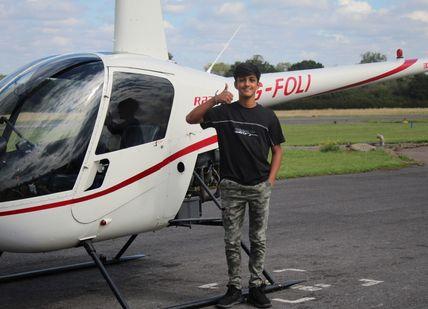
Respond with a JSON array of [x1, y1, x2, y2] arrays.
[[0, 54, 104, 203], [0, 55, 56, 92]]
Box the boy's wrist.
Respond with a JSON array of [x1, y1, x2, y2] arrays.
[[209, 95, 219, 106]]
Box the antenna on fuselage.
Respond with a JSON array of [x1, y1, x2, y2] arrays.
[[207, 24, 242, 74]]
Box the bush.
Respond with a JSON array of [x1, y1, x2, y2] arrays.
[[319, 141, 340, 152]]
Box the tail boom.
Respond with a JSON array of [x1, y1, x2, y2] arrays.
[[256, 58, 428, 107]]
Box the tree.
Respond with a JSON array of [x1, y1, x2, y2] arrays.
[[204, 62, 231, 76], [407, 74, 428, 100], [288, 60, 324, 71], [275, 62, 291, 72], [226, 55, 278, 76], [0, 74, 4, 81], [360, 51, 387, 64], [245, 55, 278, 73]]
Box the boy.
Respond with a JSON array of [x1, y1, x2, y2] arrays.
[[186, 63, 284, 308]]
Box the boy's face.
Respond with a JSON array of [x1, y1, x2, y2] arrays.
[[234, 74, 260, 99]]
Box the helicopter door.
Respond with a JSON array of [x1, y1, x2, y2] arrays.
[[71, 68, 174, 223]]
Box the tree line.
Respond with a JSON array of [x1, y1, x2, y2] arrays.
[[205, 51, 428, 109]]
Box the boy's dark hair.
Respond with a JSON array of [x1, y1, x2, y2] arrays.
[[233, 63, 261, 82]]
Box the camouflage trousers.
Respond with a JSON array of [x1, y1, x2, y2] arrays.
[[220, 178, 272, 289]]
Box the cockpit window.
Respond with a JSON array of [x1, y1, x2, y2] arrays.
[[96, 72, 174, 154], [0, 55, 104, 203]]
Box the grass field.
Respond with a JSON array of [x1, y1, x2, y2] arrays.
[[275, 108, 428, 118], [278, 149, 411, 179], [284, 121, 428, 146], [274, 109, 428, 178]]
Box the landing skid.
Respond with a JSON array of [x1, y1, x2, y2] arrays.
[[165, 280, 303, 309], [0, 234, 143, 284], [0, 234, 143, 309]]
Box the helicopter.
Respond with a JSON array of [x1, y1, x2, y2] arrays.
[[0, 0, 427, 308]]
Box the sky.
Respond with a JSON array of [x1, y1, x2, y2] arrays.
[[0, 0, 427, 74]]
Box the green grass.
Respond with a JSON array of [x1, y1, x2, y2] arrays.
[[277, 119, 427, 178], [278, 149, 411, 179], [284, 121, 428, 146]]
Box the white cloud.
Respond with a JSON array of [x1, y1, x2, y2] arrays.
[[164, 4, 186, 13], [25, 0, 76, 12], [99, 24, 114, 35], [254, 0, 329, 9], [406, 10, 428, 23], [318, 31, 351, 44], [1, 0, 428, 75], [377, 8, 389, 16], [51, 36, 71, 47], [61, 18, 81, 26], [300, 50, 318, 60], [217, 2, 246, 15], [44, 18, 81, 27], [337, 0, 372, 16], [41, 27, 59, 34], [0, 4, 11, 18]]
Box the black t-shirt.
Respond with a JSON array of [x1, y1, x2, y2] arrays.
[[201, 102, 285, 185]]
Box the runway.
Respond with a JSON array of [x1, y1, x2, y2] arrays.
[[1, 165, 427, 308]]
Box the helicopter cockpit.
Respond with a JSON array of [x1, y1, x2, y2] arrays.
[[0, 54, 104, 203]]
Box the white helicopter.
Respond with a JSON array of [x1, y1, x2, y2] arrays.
[[0, 0, 427, 308]]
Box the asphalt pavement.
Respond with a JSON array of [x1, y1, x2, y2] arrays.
[[1, 165, 427, 309]]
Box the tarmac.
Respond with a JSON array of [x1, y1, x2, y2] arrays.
[[1, 162, 427, 308]]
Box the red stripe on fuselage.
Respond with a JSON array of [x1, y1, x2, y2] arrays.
[[318, 59, 417, 95], [0, 135, 218, 217]]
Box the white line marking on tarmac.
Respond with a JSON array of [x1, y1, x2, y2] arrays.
[[198, 282, 219, 289], [359, 279, 384, 287], [314, 283, 331, 288], [291, 284, 322, 292], [273, 268, 307, 273], [273, 297, 316, 304]]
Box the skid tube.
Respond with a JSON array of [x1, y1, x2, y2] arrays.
[[165, 280, 303, 309], [165, 172, 305, 308], [0, 234, 144, 284]]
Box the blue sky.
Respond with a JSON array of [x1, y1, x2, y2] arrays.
[[0, 0, 427, 74]]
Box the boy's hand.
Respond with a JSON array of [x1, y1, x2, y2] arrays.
[[216, 83, 233, 104]]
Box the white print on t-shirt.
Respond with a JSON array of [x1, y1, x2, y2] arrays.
[[211, 119, 269, 131], [234, 127, 258, 137]]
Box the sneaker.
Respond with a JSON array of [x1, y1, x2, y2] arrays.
[[216, 285, 243, 308], [247, 286, 272, 308]]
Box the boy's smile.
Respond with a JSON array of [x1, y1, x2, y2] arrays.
[[235, 74, 260, 99]]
